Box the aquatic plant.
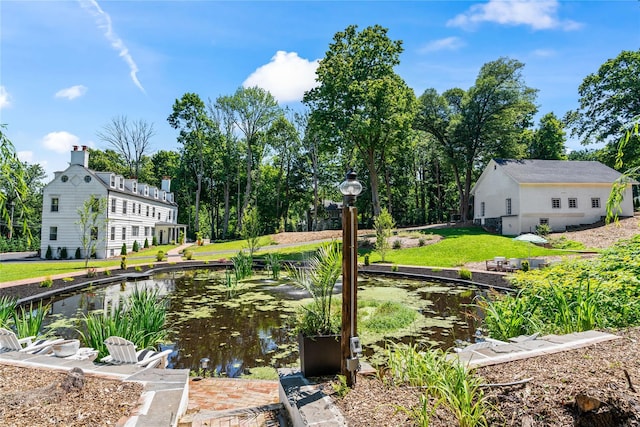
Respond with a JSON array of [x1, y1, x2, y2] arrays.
[[0, 296, 17, 328], [13, 301, 50, 339]]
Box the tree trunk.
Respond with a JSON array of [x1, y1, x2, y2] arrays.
[[222, 180, 230, 239], [239, 143, 253, 231], [363, 149, 381, 217], [312, 143, 319, 231]]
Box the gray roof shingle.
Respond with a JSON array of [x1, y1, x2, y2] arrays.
[[494, 159, 623, 184]]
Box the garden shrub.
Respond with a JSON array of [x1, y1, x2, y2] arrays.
[[392, 239, 402, 249], [184, 250, 193, 260], [152, 236, 158, 246], [60, 247, 68, 259], [75, 247, 82, 259], [120, 243, 127, 256], [156, 250, 164, 262], [535, 223, 551, 236], [40, 276, 53, 288], [120, 255, 127, 270], [132, 240, 139, 252], [458, 268, 473, 280], [144, 238, 149, 249], [45, 245, 52, 260], [364, 254, 370, 266]]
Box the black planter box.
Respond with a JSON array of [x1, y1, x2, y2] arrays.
[[298, 333, 341, 377]]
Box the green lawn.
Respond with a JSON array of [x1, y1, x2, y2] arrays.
[[1, 227, 575, 283], [362, 227, 569, 267]]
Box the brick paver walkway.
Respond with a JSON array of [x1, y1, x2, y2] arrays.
[[181, 377, 281, 427]]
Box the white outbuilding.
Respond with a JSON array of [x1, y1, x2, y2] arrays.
[[471, 159, 635, 236]]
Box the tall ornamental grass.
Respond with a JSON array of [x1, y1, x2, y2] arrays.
[[479, 236, 640, 339], [0, 296, 17, 327], [387, 342, 489, 427], [79, 287, 168, 358], [12, 301, 50, 339]]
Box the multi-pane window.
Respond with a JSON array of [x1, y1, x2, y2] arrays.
[[158, 212, 161, 220], [146, 206, 149, 217], [144, 226, 149, 236], [591, 198, 601, 208], [122, 200, 127, 214], [551, 198, 561, 209], [568, 198, 577, 208], [90, 227, 98, 241], [132, 202, 136, 214], [110, 175, 115, 187], [122, 227, 126, 240], [90, 197, 99, 212], [49, 226, 58, 241], [111, 227, 116, 241], [111, 198, 117, 213], [152, 207, 156, 217], [506, 198, 512, 215], [138, 204, 141, 215], [132, 226, 139, 237], [539, 218, 549, 225], [51, 197, 59, 212]]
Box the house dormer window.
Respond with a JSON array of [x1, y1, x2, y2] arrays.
[[119, 177, 124, 190], [154, 188, 158, 199], [144, 185, 149, 196], [162, 191, 166, 201], [110, 175, 115, 187], [132, 182, 137, 193]]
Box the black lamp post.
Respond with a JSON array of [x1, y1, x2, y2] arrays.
[[339, 170, 363, 387]]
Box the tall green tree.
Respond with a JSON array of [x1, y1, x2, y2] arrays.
[[77, 195, 107, 268], [168, 93, 215, 236], [216, 86, 281, 230], [209, 101, 241, 239], [567, 50, 640, 166], [88, 148, 128, 176], [0, 126, 32, 242], [415, 57, 537, 220], [528, 112, 567, 159], [266, 114, 301, 231], [304, 24, 417, 217]]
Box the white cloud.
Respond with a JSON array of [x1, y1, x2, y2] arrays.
[[447, 0, 582, 31], [243, 51, 319, 103], [531, 48, 556, 58], [17, 151, 33, 163], [55, 85, 88, 100], [79, 0, 145, 93], [42, 131, 80, 154], [0, 86, 11, 109], [418, 37, 465, 54]]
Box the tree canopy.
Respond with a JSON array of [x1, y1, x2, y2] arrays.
[[304, 24, 417, 217]]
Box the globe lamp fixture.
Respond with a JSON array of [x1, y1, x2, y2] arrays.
[[339, 170, 363, 206]]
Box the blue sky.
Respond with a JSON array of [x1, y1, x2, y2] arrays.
[[1, 0, 638, 179]]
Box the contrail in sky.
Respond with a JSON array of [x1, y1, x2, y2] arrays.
[[79, 0, 145, 93]]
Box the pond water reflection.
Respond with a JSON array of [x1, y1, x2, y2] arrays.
[[41, 270, 481, 375]]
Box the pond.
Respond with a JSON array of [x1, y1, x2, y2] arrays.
[[41, 270, 483, 375]]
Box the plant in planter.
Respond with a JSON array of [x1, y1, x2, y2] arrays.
[[288, 242, 342, 377]]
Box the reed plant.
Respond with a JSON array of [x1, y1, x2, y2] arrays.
[[263, 252, 282, 279], [12, 301, 50, 338], [0, 296, 17, 328], [231, 251, 253, 281], [386, 342, 489, 426], [476, 290, 542, 341], [79, 287, 168, 358]]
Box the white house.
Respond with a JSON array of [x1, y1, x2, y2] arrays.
[[471, 159, 635, 236], [40, 146, 186, 259]]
